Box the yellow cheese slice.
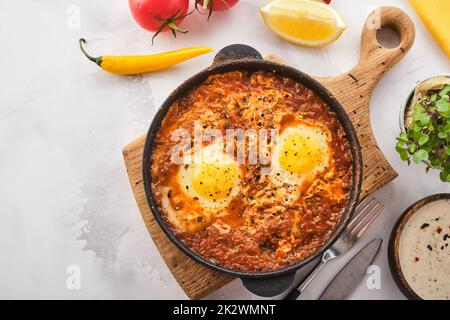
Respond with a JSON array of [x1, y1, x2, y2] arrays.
[[409, 0, 450, 58]]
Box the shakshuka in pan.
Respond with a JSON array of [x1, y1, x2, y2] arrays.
[[150, 70, 353, 272]]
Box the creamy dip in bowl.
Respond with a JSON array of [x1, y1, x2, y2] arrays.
[[389, 194, 450, 300]]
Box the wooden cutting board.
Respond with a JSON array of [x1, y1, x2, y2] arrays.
[[123, 7, 415, 299]]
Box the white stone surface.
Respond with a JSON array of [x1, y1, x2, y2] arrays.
[[0, 0, 448, 300]]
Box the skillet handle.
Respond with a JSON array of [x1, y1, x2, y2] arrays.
[[241, 272, 295, 297], [212, 44, 263, 66]]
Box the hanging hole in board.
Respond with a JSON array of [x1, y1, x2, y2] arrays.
[[376, 25, 401, 49]]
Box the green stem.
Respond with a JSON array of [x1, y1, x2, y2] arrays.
[[79, 38, 102, 66], [195, 0, 213, 20], [167, 22, 188, 33], [152, 8, 194, 44]]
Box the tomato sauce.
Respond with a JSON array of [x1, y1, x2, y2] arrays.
[[151, 71, 353, 272]]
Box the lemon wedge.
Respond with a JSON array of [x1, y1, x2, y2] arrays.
[[260, 0, 346, 47]]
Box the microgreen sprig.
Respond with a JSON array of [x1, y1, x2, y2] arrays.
[[396, 84, 450, 182]]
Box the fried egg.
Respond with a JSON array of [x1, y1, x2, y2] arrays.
[[161, 141, 242, 232], [270, 123, 331, 202]]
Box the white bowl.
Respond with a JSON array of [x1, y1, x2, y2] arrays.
[[399, 73, 450, 133], [399, 73, 450, 170]]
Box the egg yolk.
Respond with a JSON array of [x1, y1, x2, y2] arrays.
[[192, 162, 237, 202], [279, 132, 324, 174]]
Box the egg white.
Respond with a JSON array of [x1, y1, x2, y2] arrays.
[[270, 123, 331, 202], [161, 142, 242, 232], [177, 142, 242, 210]]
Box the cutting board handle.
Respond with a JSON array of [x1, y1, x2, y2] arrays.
[[350, 6, 415, 92]]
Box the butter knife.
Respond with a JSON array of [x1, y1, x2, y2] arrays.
[[319, 239, 382, 300]]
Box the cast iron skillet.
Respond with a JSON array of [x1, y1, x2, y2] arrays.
[[142, 44, 363, 297]]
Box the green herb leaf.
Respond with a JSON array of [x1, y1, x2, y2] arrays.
[[439, 170, 450, 182], [397, 133, 408, 142], [412, 122, 422, 132], [444, 122, 450, 134], [418, 133, 429, 146], [436, 98, 450, 118], [439, 85, 450, 97], [436, 98, 450, 111], [445, 145, 450, 156], [399, 149, 409, 161], [413, 149, 429, 163], [413, 104, 431, 125], [438, 130, 448, 139], [430, 158, 441, 167], [395, 141, 405, 153]]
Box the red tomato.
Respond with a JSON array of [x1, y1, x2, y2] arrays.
[[129, 0, 190, 32], [197, 0, 239, 11]]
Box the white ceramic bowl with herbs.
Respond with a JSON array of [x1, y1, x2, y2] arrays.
[[397, 74, 450, 183]]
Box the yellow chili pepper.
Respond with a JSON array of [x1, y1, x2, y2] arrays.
[[79, 38, 214, 75]]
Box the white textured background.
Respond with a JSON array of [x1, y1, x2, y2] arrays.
[[0, 0, 448, 299]]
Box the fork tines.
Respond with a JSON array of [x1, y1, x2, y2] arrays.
[[343, 198, 385, 241]]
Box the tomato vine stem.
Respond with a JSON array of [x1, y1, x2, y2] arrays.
[[152, 7, 194, 44]]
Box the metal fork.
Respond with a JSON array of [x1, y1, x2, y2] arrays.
[[283, 198, 384, 300]]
